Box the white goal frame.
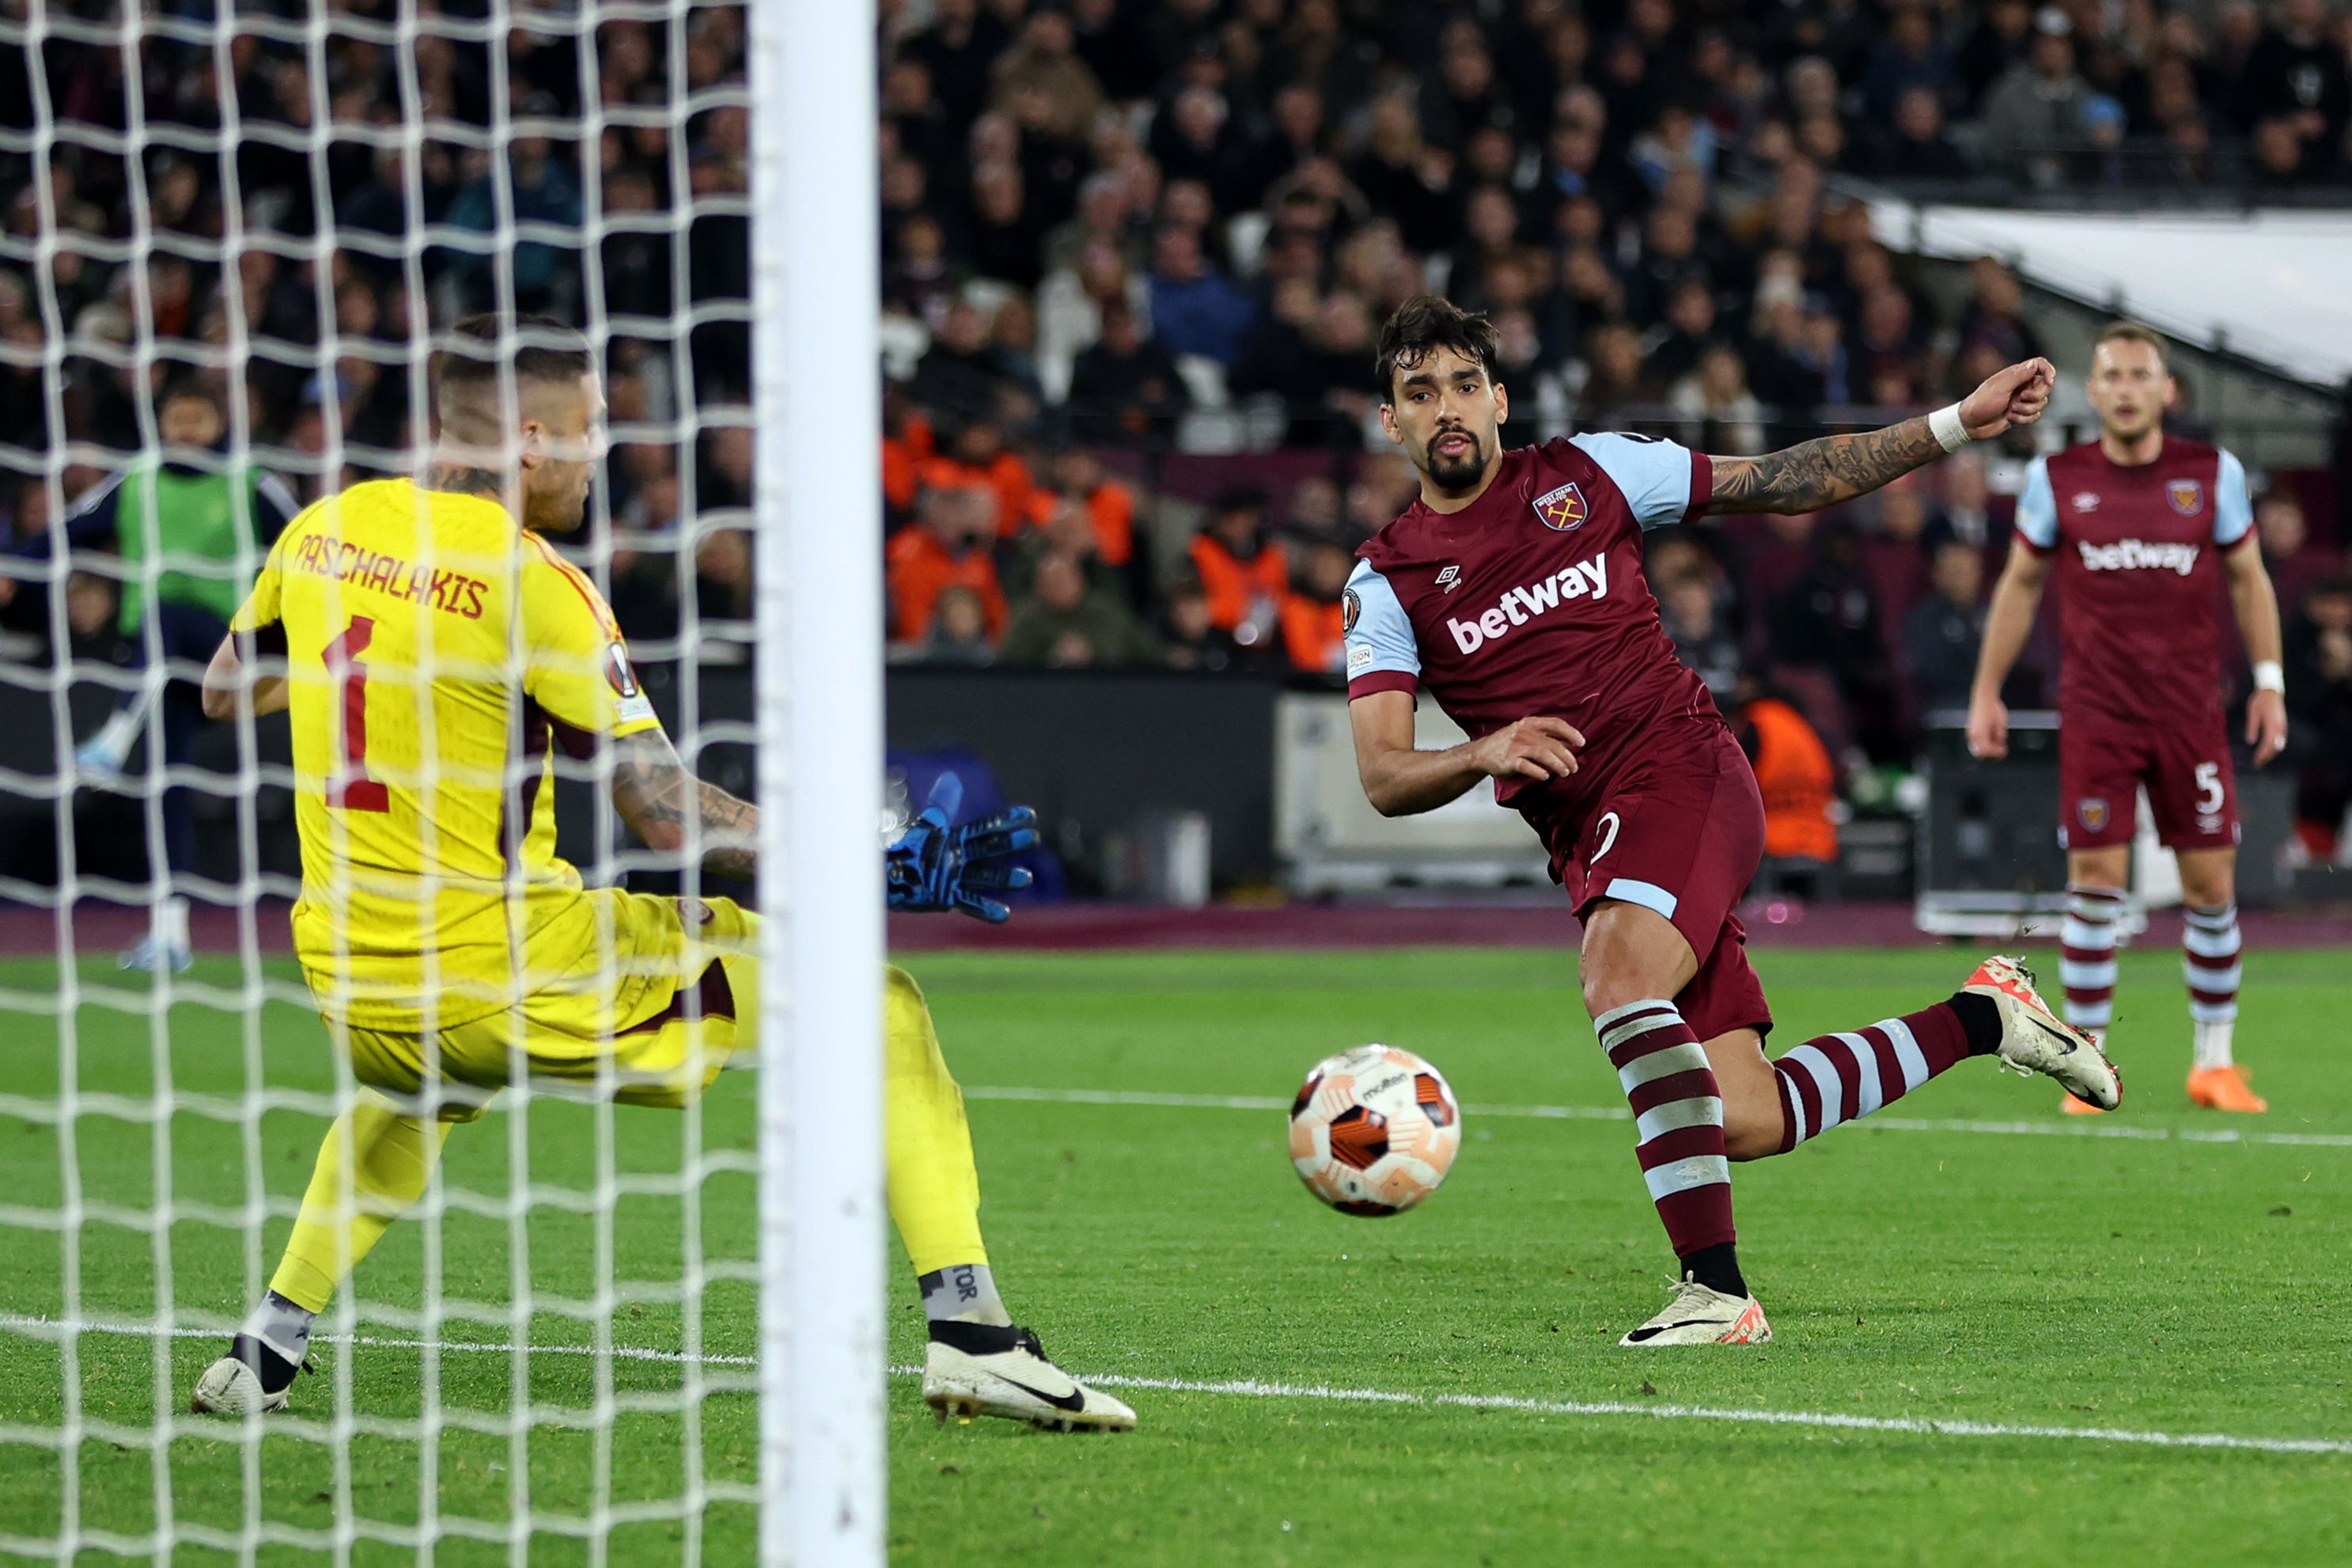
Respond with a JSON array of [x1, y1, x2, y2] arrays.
[[750, 0, 887, 1564]]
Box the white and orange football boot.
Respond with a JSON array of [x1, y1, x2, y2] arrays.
[[2187, 1063, 2267, 1112], [1618, 1278, 1773, 1346], [1964, 955, 2123, 1112]]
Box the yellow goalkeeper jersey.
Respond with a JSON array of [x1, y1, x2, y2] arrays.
[[230, 477, 663, 1030]]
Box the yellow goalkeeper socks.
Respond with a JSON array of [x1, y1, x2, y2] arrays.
[[883, 966, 991, 1283], [269, 1090, 452, 1314]]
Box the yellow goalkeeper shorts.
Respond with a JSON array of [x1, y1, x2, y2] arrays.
[[339, 889, 761, 1123]]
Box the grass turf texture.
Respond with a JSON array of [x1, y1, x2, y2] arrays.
[[0, 945, 2346, 1567]]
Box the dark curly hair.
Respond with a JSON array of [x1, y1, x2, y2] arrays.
[[1373, 294, 1501, 401]]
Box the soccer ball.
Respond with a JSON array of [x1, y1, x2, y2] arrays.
[[1287, 1045, 1462, 1216]]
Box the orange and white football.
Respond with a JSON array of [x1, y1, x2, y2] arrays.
[[1287, 1045, 1462, 1216]]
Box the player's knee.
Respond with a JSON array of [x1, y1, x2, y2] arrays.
[[1722, 1117, 1779, 1161], [2179, 864, 2235, 908]]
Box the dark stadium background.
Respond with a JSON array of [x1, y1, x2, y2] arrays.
[[3, 0, 2351, 903]]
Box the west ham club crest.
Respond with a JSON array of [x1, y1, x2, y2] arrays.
[[2078, 797, 2110, 833], [1533, 481, 1586, 531], [2166, 478, 2204, 515]]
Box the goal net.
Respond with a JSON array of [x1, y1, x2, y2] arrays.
[[0, 2, 881, 1562]]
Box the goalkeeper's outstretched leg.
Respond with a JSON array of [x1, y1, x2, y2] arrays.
[[195, 922, 1131, 1430]]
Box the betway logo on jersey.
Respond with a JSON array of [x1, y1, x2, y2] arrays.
[[2076, 538, 2200, 576], [1447, 554, 1609, 653]]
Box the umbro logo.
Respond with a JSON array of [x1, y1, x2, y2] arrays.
[[1436, 565, 1462, 593], [2072, 491, 2100, 512]]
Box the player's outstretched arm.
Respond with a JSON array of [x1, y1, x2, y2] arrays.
[[1349, 689, 1584, 817], [1704, 358, 2055, 516], [1965, 539, 2051, 760], [609, 726, 759, 879]]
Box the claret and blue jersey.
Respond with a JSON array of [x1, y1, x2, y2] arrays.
[[2015, 436, 2254, 728], [1342, 430, 1719, 809]]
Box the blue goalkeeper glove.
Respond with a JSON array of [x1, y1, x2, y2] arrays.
[[884, 771, 1037, 924]]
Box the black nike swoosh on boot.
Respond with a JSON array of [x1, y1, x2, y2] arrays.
[[1624, 1318, 1724, 1341], [995, 1375, 1089, 1411]]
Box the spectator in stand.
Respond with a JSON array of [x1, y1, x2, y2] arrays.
[[2286, 575, 2352, 859], [1668, 343, 1768, 456], [1146, 225, 1254, 369], [1859, 2, 1958, 125], [965, 160, 1047, 292], [1955, 259, 2046, 370], [1903, 537, 1989, 719], [911, 297, 1023, 427], [1046, 446, 1137, 570], [1732, 672, 1842, 877], [2257, 488, 2331, 615], [917, 416, 1051, 541], [1662, 573, 1744, 699], [1159, 579, 1248, 673], [2232, 0, 2348, 180], [990, 7, 1106, 149], [888, 483, 1006, 647], [1067, 300, 1190, 445], [1937, 449, 1997, 550], [1979, 9, 2093, 186], [1959, 0, 2037, 109], [1189, 487, 1286, 652], [1279, 540, 1355, 673], [1771, 518, 1903, 760], [924, 584, 997, 666], [1001, 547, 1159, 667], [1868, 85, 1972, 180]]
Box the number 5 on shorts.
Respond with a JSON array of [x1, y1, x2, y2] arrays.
[[1592, 810, 1621, 864], [2195, 761, 2223, 816]]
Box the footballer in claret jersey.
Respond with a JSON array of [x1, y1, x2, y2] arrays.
[[1342, 295, 2120, 1346], [1970, 323, 2289, 1116]]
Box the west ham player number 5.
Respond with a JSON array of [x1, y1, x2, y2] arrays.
[[1968, 322, 2286, 1115]]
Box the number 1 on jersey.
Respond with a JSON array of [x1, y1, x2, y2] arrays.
[[324, 617, 390, 812]]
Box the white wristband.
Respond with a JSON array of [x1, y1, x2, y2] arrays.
[[1927, 402, 1972, 454], [2253, 660, 2285, 695]]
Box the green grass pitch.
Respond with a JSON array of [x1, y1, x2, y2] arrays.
[[1, 944, 2347, 1566]]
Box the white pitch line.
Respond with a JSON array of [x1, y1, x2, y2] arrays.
[[960, 1085, 2352, 1148], [6, 1315, 2346, 1459]]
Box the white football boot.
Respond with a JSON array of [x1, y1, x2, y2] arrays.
[[1618, 1277, 1774, 1346], [191, 1335, 301, 1415], [1964, 954, 2123, 1111], [922, 1322, 1136, 1432]]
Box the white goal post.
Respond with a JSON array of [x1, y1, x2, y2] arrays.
[[752, 0, 887, 1562]]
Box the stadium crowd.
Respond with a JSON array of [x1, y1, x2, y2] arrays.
[[1, 1, 2350, 852]]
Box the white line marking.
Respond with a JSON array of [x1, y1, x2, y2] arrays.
[[960, 1085, 2352, 1148], [6, 1315, 2346, 1457]]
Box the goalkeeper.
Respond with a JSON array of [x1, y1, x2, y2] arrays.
[[188, 314, 1132, 1433]]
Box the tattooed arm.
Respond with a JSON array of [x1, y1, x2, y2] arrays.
[[1702, 357, 2055, 516], [609, 726, 759, 880]]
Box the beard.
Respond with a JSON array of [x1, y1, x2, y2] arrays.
[[525, 476, 590, 534], [1423, 429, 1487, 490]]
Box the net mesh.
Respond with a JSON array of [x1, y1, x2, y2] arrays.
[[0, 2, 772, 1558]]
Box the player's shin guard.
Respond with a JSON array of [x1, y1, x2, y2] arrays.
[[269, 1092, 453, 1313], [1596, 1000, 1735, 1260], [1770, 999, 1990, 1151], [2183, 903, 2241, 1068], [2061, 885, 2125, 1038], [884, 966, 998, 1309]]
